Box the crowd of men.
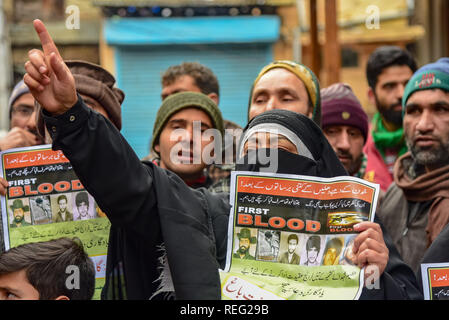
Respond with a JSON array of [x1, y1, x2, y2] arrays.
[[0, 19, 448, 300]]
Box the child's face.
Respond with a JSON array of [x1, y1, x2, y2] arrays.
[[0, 269, 39, 300]]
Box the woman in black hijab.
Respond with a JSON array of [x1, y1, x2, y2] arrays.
[[233, 109, 422, 300], [236, 109, 347, 177]]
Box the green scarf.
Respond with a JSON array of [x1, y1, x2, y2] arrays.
[[371, 112, 408, 159], [355, 153, 368, 179]]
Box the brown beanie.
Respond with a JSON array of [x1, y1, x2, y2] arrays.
[[66, 60, 124, 130], [36, 60, 125, 139]]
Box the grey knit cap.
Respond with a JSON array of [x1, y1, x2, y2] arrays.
[[8, 80, 31, 119]]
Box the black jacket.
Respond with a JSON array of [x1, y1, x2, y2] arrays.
[[43, 98, 422, 300], [44, 96, 229, 299]]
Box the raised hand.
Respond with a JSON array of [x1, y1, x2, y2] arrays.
[[23, 19, 77, 115]]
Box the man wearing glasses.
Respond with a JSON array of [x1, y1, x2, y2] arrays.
[[0, 80, 43, 151]]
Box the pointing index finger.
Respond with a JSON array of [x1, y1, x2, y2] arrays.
[[33, 19, 61, 58]]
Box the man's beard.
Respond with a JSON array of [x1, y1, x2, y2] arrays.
[[407, 138, 449, 169], [14, 215, 24, 223], [335, 150, 363, 176], [238, 246, 249, 255], [376, 97, 403, 127]]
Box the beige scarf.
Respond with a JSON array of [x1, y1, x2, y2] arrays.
[[395, 152, 449, 246]]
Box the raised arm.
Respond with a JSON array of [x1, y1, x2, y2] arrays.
[[23, 20, 157, 233], [24, 20, 77, 116]]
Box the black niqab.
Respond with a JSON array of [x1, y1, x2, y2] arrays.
[[236, 109, 348, 177]]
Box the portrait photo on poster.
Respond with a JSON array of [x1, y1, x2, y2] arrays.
[[278, 232, 303, 265], [29, 195, 52, 225], [8, 197, 32, 228], [72, 191, 97, 221], [233, 227, 258, 260], [299, 234, 325, 267], [51, 192, 74, 223]]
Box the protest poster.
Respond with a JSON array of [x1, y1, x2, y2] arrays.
[[0, 145, 110, 299], [220, 171, 380, 300], [421, 263, 449, 300]]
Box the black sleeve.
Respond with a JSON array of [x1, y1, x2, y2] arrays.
[[202, 190, 231, 269], [360, 216, 423, 300], [42, 95, 157, 236]]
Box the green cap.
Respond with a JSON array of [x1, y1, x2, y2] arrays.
[[151, 92, 224, 153], [237, 228, 257, 243], [10, 199, 29, 211]]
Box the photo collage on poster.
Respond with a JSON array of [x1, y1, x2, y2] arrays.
[[7, 191, 106, 228], [233, 226, 357, 267]]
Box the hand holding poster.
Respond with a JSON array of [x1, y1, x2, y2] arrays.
[[220, 171, 380, 300], [0, 145, 110, 299]]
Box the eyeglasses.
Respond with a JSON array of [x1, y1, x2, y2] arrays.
[[11, 105, 35, 119]]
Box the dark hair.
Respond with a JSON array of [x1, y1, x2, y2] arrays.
[[306, 235, 321, 251], [162, 62, 219, 96], [287, 234, 299, 244], [0, 237, 95, 300], [75, 192, 89, 207], [366, 46, 417, 89], [57, 194, 68, 203]]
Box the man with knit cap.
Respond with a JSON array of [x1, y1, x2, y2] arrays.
[[321, 83, 370, 179], [377, 57, 449, 273], [150, 91, 224, 188], [0, 80, 43, 151], [364, 46, 417, 192], [248, 60, 321, 126]]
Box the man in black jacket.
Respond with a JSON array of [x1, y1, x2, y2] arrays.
[[19, 19, 423, 300], [148, 91, 224, 189]]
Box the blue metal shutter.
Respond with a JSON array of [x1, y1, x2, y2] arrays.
[[115, 43, 273, 159]]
